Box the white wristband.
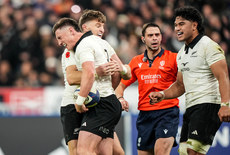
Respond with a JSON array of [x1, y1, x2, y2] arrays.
[[159, 91, 165, 99], [221, 102, 229, 107], [76, 95, 86, 105], [120, 65, 127, 75]]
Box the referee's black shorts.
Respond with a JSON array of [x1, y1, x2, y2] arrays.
[[180, 103, 222, 145], [80, 94, 122, 139]]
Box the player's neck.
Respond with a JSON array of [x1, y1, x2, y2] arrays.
[[185, 31, 199, 45], [147, 48, 161, 59]]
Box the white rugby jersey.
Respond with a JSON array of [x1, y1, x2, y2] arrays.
[[61, 49, 79, 107], [177, 35, 225, 108], [74, 32, 116, 97]]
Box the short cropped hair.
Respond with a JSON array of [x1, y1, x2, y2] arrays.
[[78, 9, 106, 32], [174, 6, 205, 34], [52, 17, 80, 35], [142, 22, 162, 36]]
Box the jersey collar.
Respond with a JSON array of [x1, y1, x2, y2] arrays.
[[184, 34, 203, 54], [144, 48, 164, 67], [73, 31, 93, 51]]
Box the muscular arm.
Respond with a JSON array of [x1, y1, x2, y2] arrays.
[[164, 72, 185, 99], [66, 54, 131, 89], [66, 63, 115, 86], [115, 82, 129, 111], [111, 72, 121, 89], [211, 59, 230, 122], [149, 72, 185, 103], [74, 61, 94, 113], [66, 65, 82, 85], [79, 61, 95, 97], [115, 82, 127, 98], [211, 59, 230, 103]]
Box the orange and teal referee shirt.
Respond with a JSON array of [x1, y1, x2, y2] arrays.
[[121, 48, 179, 111]]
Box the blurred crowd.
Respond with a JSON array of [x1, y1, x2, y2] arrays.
[[0, 0, 230, 88]]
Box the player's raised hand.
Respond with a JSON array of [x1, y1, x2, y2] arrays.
[[149, 91, 165, 105]]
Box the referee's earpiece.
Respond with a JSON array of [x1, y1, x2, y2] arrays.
[[142, 38, 145, 43]]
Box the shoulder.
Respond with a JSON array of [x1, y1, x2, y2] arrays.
[[199, 36, 221, 52], [163, 49, 177, 60], [129, 53, 144, 64], [201, 35, 212, 42], [128, 54, 144, 69], [82, 36, 105, 47], [76, 37, 94, 52], [81, 36, 94, 44], [79, 35, 96, 44], [162, 50, 177, 65], [133, 53, 144, 61], [164, 49, 177, 56], [100, 38, 113, 48], [199, 35, 214, 46]]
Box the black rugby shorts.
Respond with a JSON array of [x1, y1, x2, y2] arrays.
[[80, 94, 122, 138], [60, 104, 84, 145], [180, 103, 221, 145]]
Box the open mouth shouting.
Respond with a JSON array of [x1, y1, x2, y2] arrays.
[[177, 32, 183, 39]]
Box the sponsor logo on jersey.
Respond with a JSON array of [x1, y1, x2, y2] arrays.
[[159, 60, 165, 69], [191, 130, 198, 135], [73, 128, 79, 134], [181, 68, 190, 72], [99, 126, 109, 134], [191, 51, 198, 57], [181, 62, 190, 72], [138, 63, 143, 68], [181, 62, 188, 66], [82, 122, 87, 126], [163, 129, 168, 134], [191, 51, 197, 55], [141, 74, 161, 84]]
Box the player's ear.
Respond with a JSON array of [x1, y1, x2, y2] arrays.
[[69, 27, 75, 34], [141, 36, 145, 43], [82, 24, 88, 31], [192, 21, 198, 31]]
